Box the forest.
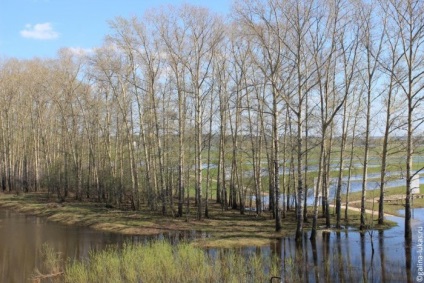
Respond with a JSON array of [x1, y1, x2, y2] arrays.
[[0, 0, 423, 245]]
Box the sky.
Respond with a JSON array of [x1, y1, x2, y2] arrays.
[[0, 0, 231, 59]]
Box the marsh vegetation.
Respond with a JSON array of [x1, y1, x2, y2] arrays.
[[0, 206, 420, 282]]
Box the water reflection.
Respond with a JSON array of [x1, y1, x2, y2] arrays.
[[253, 175, 424, 208], [0, 208, 422, 282], [0, 210, 129, 282], [0, 210, 208, 282], [406, 236, 412, 283], [379, 230, 387, 283], [255, 211, 423, 282]]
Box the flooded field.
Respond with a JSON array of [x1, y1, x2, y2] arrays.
[[0, 208, 422, 282]]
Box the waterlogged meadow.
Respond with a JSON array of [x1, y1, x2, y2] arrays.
[[16, 207, 424, 282], [38, 229, 417, 283]]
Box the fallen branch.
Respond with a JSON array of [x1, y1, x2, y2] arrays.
[[30, 269, 64, 282]]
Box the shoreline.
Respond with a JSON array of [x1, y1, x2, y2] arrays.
[[0, 192, 397, 248]]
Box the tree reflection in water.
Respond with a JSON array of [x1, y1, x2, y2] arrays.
[[267, 212, 421, 282], [1, 209, 422, 282], [406, 235, 412, 283]]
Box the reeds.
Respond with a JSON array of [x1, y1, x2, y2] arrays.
[[64, 240, 282, 283], [35, 239, 410, 283]]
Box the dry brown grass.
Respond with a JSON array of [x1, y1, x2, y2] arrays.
[[0, 191, 395, 248]]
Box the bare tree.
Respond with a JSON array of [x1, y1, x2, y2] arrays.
[[154, 8, 191, 217], [177, 5, 224, 220], [334, 10, 360, 228], [356, 0, 385, 231], [375, 2, 404, 224], [383, 0, 424, 239], [310, 0, 351, 238]]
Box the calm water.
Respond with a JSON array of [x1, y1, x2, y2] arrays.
[[270, 213, 423, 282], [0, 210, 205, 282], [0, 210, 135, 282], [0, 208, 423, 282], [255, 174, 424, 207]]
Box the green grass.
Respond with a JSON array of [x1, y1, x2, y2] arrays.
[[349, 194, 424, 217], [59, 240, 282, 283], [35, 237, 409, 283]]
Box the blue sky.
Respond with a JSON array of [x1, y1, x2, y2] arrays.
[[0, 0, 231, 59]]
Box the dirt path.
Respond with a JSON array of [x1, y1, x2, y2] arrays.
[[328, 203, 399, 218]]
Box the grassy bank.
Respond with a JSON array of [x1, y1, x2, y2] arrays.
[[0, 191, 397, 249], [346, 185, 424, 216]]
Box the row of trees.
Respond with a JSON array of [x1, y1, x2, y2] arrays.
[[0, 0, 423, 241]]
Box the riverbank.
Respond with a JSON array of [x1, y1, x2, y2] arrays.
[[0, 192, 396, 248], [344, 185, 424, 216]]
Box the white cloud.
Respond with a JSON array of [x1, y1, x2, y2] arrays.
[[20, 23, 59, 40], [67, 47, 94, 56]]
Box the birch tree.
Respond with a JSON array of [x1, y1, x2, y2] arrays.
[[179, 4, 224, 220], [234, 0, 288, 232], [357, 0, 384, 231], [384, 0, 424, 239]]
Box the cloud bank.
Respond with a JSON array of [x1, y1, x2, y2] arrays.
[[20, 23, 59, 40]]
